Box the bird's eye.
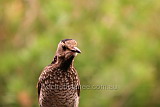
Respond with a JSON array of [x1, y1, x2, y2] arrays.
[[62, 46, 67, 51]]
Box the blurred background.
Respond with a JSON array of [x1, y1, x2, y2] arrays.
[[0, 0, 160, 107]]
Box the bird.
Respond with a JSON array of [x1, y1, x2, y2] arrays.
[[37, 39, 81, 107]]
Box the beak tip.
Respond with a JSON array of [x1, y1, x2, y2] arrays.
[[77, 50, 81, 53], [73, 47, 81, 54]]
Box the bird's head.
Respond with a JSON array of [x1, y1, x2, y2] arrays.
[[56, 39, 81, 60]]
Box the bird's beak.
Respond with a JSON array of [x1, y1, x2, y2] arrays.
[[71, 47, 81, 53]]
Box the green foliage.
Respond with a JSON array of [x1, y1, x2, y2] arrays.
[[0, 0, 160, 106]]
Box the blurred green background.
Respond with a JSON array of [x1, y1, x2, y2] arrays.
[[0, 0, 160, 107]]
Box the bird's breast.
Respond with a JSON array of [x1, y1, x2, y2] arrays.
[[40, 67, 79, 106]]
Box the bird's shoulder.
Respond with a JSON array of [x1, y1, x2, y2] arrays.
[[38, 64, 57, 82]]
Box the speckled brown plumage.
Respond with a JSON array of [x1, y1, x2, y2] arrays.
[[37, 39, 81, 107]]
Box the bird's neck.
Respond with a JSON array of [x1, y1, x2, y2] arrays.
[[57, 55, 74, 70]]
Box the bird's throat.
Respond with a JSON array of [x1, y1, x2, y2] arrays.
[[58, 56, 74, 70]]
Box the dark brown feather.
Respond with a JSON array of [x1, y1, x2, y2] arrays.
[[37, 81, 41, 100]]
